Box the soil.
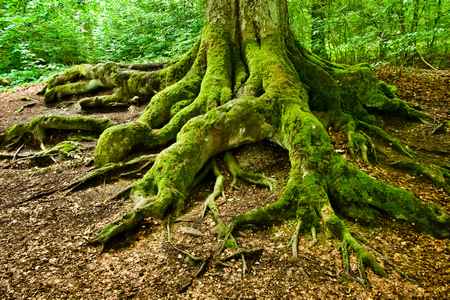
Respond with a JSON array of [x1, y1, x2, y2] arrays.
[[0, 66, 449, 299]]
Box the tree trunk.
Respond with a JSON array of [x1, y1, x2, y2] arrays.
[[311, 0, 328, 59], [2, 0, 448, 279]]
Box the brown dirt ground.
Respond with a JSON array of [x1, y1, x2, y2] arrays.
[[0, 67, 449, 299]]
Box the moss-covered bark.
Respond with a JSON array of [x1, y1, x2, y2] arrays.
[[0, 115, 112, 148], [2, 0, 448, 281]]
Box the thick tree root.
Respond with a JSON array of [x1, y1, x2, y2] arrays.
[[390, 159, 450, 193], [328, 156, 449, 238], [0, 115, 112, 149], [358, 120, 415, 158], [94, 97, 273, 244], [228, 181, 386, 278], [224, 152, 275, 190], [322, 203, 385, 279], [42, 42, 199, 109]]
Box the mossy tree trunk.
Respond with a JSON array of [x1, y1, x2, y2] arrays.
[[2, 0, 448, 279]]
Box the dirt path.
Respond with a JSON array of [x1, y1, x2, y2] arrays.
[[0, 67, 449, 299]]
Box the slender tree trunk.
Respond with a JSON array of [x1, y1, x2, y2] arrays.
[[398, 0, 406, 34], [311, 0, 328, 59], [429, 0, 442, 49], [410, 0, 423, 61]]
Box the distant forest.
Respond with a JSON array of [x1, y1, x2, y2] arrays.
[[1, 0, 448, 85]]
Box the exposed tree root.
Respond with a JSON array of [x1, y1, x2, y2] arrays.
[[169, 160, 263, 291], [200, 161, 240, 251], [328, 156, 449, 238], [431, 121, 449, 135], [42, 42, 199, 109], [224, 152, 275, 190], [358, 120, 415, 158], [0, 115, 112, 149], [2, 0, 449, 286], [94, 96, 273, 245], [3, 154, 156, 209], [344, 119, 377, 163], [66, 153, 157, 193], [288, 219, 302, 258], [200, 160, 225, 219], [15, 101, 38, 113], [321, 203, 386, 279], [390, 159, 450, 193], [14, 141, 84, 164]]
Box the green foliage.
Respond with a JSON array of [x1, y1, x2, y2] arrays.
[[0, 1, 94, 71], [0, 0, 203, 86], [289, 0, 450, 67], [91, 0, 203, 62], [0, 64, 65, 89], [0, 0, 448, 87]]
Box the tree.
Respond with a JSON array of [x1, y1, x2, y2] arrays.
[[1, 0, 448, 279], [311, 0, 328, 59]]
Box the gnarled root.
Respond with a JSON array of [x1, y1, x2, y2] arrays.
[[0, 115, 112, 149], [390, 159, 450, 194], [94, 97, 273, 244], [328, 156, 449, 238], [68, 154, 157, 193], [224, 152, 275, 190], [42, 41, 200, 109], [0, 141, 83, 162], [323, 203, 386, 280]]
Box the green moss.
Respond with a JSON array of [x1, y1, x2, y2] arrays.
[[170, 99, 193, 117], [358, 120, 415, 158], [1, 115, 112, 148], [139, 70, 203, 128], [231, 48, 248, 95], [46, 64, 90, 90], [43, 41, 201, 108], [94, 121, 151, 167], [328, 155, 449, 238], [45, 79, 105, 104], [391, 160, 449, 192]]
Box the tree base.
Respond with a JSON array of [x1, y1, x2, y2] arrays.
[[1, 0, 448, 283]]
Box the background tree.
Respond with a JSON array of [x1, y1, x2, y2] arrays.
[[311, 0, 328, 59], [1, 0, 449, 86]]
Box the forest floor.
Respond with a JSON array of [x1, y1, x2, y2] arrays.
[[0, 66, 449, 299]]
